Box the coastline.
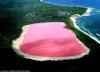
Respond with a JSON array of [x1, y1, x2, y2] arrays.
[[70, 7, 100, 44], [82, 7, 93, 16], [43, 1, 100, 43]]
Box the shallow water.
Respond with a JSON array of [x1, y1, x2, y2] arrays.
[[43, 0, 100, 42]]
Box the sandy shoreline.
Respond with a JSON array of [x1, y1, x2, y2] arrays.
[[70, 7, 100, 44]]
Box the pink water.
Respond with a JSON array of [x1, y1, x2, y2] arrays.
[[19, 22, 85, 57]]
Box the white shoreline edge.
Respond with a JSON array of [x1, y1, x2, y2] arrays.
[[12, 22, 90, 61], [70, 7, 100, 44]]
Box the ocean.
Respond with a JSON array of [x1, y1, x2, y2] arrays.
[[43, 0, 100, 42]]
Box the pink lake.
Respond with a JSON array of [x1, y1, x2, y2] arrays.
[[17, 22, 89, 59]]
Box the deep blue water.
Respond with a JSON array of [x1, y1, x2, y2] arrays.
[[43, 0, 100, 42]]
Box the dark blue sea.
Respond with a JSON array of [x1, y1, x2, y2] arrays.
[[43, 0, 100, 42]]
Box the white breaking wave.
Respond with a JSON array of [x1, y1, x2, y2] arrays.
[[97, 10, 100, 12], [40, 0, 43, 2], [96, 33, 100, 36]]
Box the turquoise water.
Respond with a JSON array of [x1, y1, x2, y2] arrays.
[[43, 0, 100, 42]]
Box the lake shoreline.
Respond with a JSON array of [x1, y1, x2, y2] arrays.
[[12, 22, 90, 61]]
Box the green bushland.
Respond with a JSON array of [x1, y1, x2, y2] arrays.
[[0, 1, 100, 49]]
